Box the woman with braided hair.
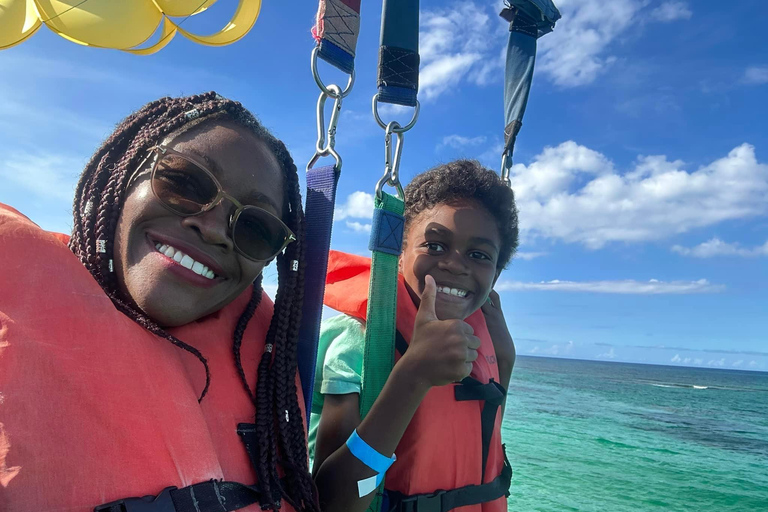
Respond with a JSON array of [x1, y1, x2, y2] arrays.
[[0, 93, 318, 512]]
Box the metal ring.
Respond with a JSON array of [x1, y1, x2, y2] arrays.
[[372, 94, 420, 133], [311, 47, 355, 98]]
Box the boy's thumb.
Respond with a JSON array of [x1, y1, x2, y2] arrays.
[[416, 275, 438, 324]]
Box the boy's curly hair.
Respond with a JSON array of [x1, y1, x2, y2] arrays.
[[403, 159, 519, 269]]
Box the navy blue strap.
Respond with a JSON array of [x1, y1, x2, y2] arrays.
[[368, 207, 404, 256], [298, 165, 341, 422], [378, 0, 420, 106]]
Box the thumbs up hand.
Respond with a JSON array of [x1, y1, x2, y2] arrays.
[[403, 275, 481, 387]]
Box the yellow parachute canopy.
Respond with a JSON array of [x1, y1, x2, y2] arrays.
[[0, 0, 261, 53]]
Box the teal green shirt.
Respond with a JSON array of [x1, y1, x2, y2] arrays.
[[308, 314, 366, 464]]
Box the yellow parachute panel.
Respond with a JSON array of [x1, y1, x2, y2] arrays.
[[0, 0, 42, 50], [0, 0, 261, 52], [171, 0, 261, 47], [126, 17, 177, 56], [34, 0, 163, 49], [152, 0, 218, 18]]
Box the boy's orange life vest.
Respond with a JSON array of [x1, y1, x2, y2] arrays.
[[0, 204, 303, 512], [323, 250, 510, 512]]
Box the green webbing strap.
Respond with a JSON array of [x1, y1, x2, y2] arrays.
[[360, 191, 405, 512]]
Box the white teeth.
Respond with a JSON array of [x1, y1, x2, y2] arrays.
[[437, 286, 468, 298], [180, 255, 194, 269], [154, 241, 217, 280]]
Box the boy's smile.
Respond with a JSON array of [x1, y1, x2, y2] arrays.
[[401, 200, 502, 320]]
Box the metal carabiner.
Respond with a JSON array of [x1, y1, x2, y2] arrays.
[[500, 152, 512, 188], [307, 86, 343, 170], [375, 121, 405, 200]]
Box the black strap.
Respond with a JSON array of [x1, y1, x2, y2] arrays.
[[94, 423, 276, 512], [454, 378, 506, 481], [94, 481, 264, 512], [395, 330, 409, 357], [385, 452, 512, 512]]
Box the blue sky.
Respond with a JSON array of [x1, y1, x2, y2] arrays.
[[1, 0, 766, 371]]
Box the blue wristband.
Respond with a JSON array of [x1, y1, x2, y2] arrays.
[[346, 429, 396, 486]]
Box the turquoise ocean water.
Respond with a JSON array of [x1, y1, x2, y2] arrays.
[[503, 357, 768, 511]]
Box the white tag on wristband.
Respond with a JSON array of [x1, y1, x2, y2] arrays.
[[357, 475, 378, 497]]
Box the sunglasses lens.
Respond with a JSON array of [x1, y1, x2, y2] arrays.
[[233, 208, 291, 260], [153, 154, 218, 215]]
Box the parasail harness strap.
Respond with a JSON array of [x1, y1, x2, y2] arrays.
[[298, 0, 363, 422]]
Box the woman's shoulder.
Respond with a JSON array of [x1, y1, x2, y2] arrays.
[[0, 203, 70, 249], [0, 204, 85, 281]]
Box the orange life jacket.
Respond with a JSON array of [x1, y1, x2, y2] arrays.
[[323, 250, 511, 512], [0, 204, 303, 512]]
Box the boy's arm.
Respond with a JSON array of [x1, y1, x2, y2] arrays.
[[313, 356, 430, 512]]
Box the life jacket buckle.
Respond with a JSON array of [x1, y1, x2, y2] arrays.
[[94, 486, 177, 512], [400, 490, 445, 512]]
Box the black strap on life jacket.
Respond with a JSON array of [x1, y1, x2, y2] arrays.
[[390, 331, 512, 511], [93, 424, 277, 512], [454, 376, 506, 481], [384, 451, 512, 512]]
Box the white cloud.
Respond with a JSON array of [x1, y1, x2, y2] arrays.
[[671, 354, 682, 363], [335, 191, 374, 220], [545, 340, 574, 356], [0, 153, 81, 202], [496, 278, 723, 294], [733, 360, 744, 367], [683, 357, 692, 364], [694, 358, 703, 365], [440, 135, 487, 150], [650, 2, 692, 22], [417, 0, 696, 95], [597, 347, 616, 359], [537, 0, 692, 87], [743, 66, 768, 85], [528, 346, 540, 354], [749, 361, 758, 368], [418, 3, 505, 100], [515, 251, 548, 261], [346, 221, 372, 233], [510, 142, 768, 248], [672, 238, 768, 258], [707, 358, 725, 367]]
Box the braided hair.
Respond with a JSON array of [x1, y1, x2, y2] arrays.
[[403, 159, 520, 269], [68, 92, 318, 512]]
